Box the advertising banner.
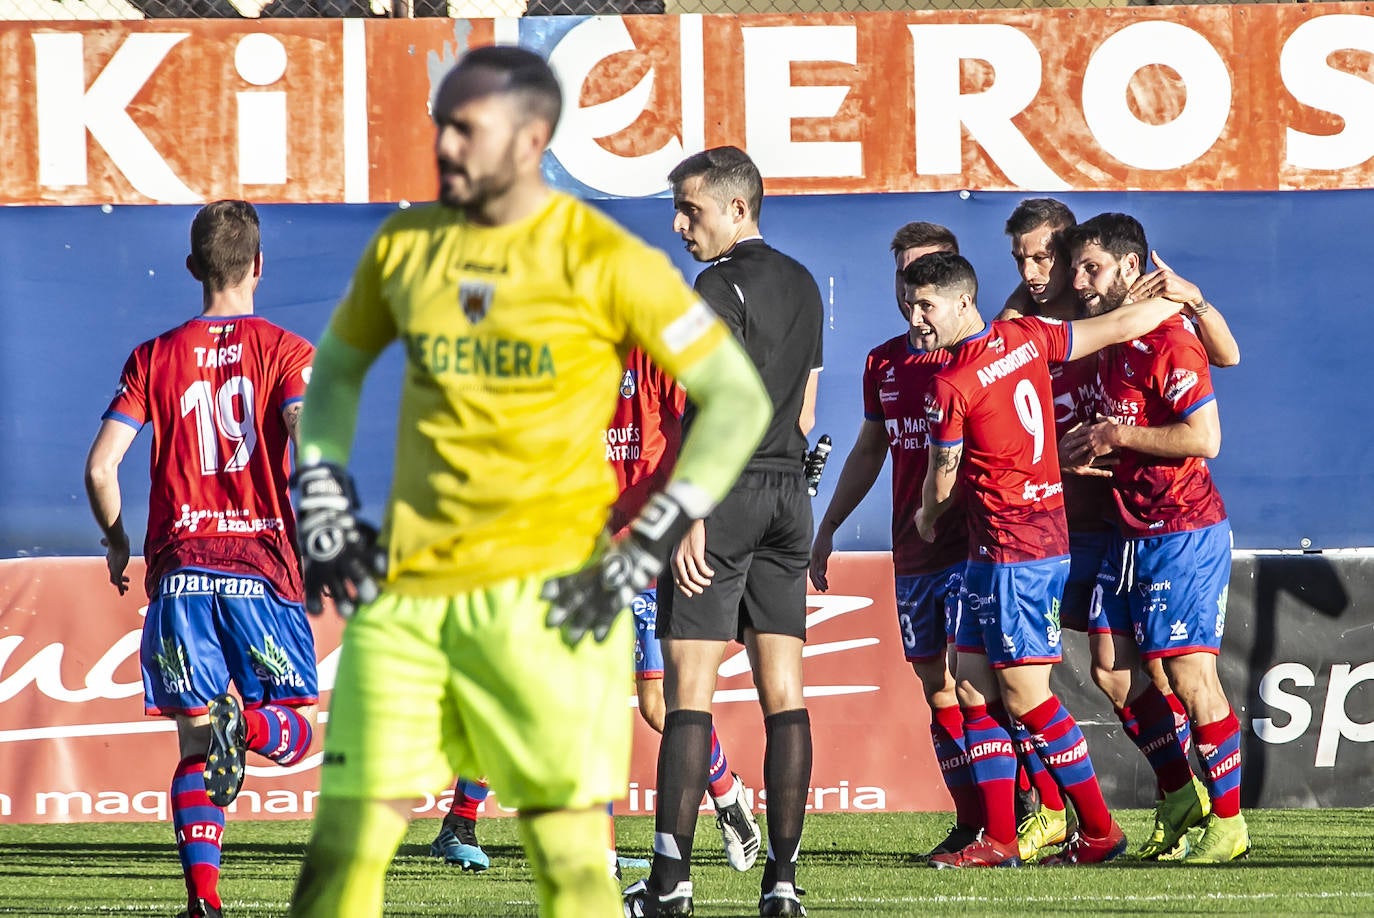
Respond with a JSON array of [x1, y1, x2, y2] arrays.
[[2, 4, 1374, 205], [3, 551, 1371, 824], [0, 553, 950, 823]]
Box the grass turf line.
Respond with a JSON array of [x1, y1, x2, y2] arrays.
[[1, 809, 1372, 916]]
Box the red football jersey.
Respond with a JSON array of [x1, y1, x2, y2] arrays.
[[1050, 354, 1115, 533], [925, 317, 1071, 563], [1095, 314, 1227, 538], [607, 348, 686, 533], [103, 315, 314, 600], [862, 334, 967, 576]]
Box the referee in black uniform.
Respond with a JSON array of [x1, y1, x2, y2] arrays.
[[624, 147, 822, 918]]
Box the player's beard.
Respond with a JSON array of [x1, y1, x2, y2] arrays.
[[436, 143, 520, 212], [1085, 273, 1132, 317]]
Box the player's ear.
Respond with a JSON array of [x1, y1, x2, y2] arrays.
[[252, 250, 264, 279], [731, 195, 747, 225], [185, 254, 203, 282]]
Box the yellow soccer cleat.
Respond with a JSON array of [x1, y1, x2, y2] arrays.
[[1137, 776, 1210, 861], [1181, 813, 1251, 864], [1017, 804, 1069, 862]]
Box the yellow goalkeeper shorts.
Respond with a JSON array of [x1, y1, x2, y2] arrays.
[[319, 573, 633, 811]]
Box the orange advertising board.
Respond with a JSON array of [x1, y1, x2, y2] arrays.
[[0, 554, 947, 824], [1, 5, 1372, 206]]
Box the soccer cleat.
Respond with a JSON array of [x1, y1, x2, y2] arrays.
[[929, 832, 1022, 869], [623, 879, 694, 917], [430, 818, 491, 871], [758, 882, 807, 916], [1137, 776, 1211, 860], [921, 823, 981, 861], [714, 774, 762, 871], [1181, 813, 1251, 864], [1040, 820, 1127, 866], [203, 693, 247, 808], [176, 899, 223, 918], [1017, 804, 1069, 861]]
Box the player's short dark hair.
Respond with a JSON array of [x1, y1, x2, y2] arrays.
[[1004, 197, 1076, 239], [890, 222, 959, 256], [902, 251, 978, 301], [668, 146, 764, 222], [190, 200, 260, 292], [1062, 212, 1148, 268], [451, 45, 562, 132]]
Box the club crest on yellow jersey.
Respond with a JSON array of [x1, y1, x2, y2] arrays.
[[460, 281, 494, 324]]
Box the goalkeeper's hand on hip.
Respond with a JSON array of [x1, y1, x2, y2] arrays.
[[543, 491, 694, 646], [290, 462, 385, 618]]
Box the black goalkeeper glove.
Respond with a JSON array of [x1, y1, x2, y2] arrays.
[[290, 462, 384, 618], [542, 491, 693, 646]]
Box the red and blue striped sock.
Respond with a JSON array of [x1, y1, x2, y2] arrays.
[[962, 704, 1017, 845], [244, 704, 313, 766], [1020, 696, 1112, 837], [930, 704, 981, 828], [453, 778, 490, 822], [1166, 691, 1194, 756], [706, 727, 734, 799], [1195, 711, 1242, 818], [991, 700, 1064, 812], [172, 755, 223, 911], [1124, 685, 1194, 794]]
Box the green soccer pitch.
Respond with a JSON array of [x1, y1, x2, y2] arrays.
[[2, 809, 1372, 916]]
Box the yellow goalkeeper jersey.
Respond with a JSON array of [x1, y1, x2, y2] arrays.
[[329, 193, 727, 595]]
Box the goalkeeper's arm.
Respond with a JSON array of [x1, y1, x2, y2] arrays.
[[544, 337, 770, 644]]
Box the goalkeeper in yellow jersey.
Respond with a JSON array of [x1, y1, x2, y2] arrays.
[[286, 46, 771, 918]]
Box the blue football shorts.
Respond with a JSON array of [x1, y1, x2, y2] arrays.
[[141, 568, 318, 717], [954, 556, 1069, 668], [894, 563, 964, 662], [1120, 520, 1233, 660]]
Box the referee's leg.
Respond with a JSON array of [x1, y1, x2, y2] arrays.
[[745, 629, 811, 898], [640, 638, 728, 901]]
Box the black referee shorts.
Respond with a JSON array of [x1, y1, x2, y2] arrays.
[[658, 468, 812, 642]]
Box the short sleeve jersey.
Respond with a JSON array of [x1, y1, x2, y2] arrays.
[[862, 334, 966, 576], [328, 194, 728, 595], [925, 317, 1072, 563], [1050, 354, 1116, 533], [102, 315, 313, 600], [687, 239, 824, 472], [1096, 315, 1227, 538], [607, 347, 686, 533]]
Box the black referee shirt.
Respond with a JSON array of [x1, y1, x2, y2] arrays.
[[686, 237, 824, 473]]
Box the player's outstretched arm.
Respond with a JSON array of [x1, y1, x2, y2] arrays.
[[1066, 296, 1182, 362], [292, 329, 386, 617], [84, 419, 139, 595], [544, 338, 770, 645], [1126, 250, 1240, 368], [811, 420, 888, 591]]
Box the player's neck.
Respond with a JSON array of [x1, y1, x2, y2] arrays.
[[1038, 290, 1080, 321], [201, 285, 255, 317], [950, 315, 987, 349], [466, 179, 552, 228]]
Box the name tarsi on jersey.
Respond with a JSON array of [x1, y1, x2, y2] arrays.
[[1096, 315, 1227, 538], [863, 334, 965, 576], [926, 318, 1072, 563], [103, 315, 313, 600]]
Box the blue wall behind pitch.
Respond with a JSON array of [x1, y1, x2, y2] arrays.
[[1, 190, 1364, 558]]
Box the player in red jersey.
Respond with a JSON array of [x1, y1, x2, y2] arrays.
[[997, 199, 1244, 861], [83, 201, 317, 918], [908, 251, 1186, 868], [1061, 213, 1249, 864], [809, 222, 982, 859]]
